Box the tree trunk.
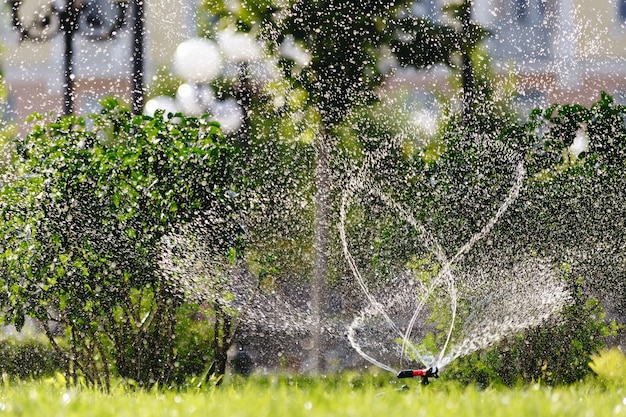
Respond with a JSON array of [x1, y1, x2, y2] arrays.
[[460, 0, 475, 131], [309, 132, 331, 372], [206, 304, 231, 385]]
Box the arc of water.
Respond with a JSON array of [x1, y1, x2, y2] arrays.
[[373, 160, 526, 368], [338, 210, 401, 336], [346, 312, 401, 374], [448, 161, 526, 265], [341, 155, 525, 372], [367, 186, 455, 367], [435, 271, 459, 367], [339, 181, 411, 344], [339, 160, 430, 365], [437, 261, 571, 367], [436, 161, 526, 367]]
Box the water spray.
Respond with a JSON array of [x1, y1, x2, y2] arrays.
[[397, 366, 439, 385], [340, 154, 565, 384]]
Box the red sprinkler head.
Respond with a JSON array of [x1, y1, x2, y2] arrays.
[[397, 366, 439, 385]]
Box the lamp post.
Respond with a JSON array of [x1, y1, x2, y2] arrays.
[[9, 0, 143, 115], [130, 0, 144, 115]]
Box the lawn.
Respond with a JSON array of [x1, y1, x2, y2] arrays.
[[0, 372, 624, 417]]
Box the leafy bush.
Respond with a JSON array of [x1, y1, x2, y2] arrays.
[[0, 99, 240, 389], [446, 278, 616, 387]]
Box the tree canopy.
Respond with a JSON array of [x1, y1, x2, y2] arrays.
[[202, 0, 484, 126]]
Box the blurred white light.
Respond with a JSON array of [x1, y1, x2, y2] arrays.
[[256, 59, 281, 83], [198, 85, 216, 109], [144, 96, 179, 117], [411, 109, 438, 136], [176, 83, 215, 117], [173, 38, 223, 83], [570, 130, 588, 158], [279, 35, 311, 67], [210, 98, 244, 134], [218, 30, 262, 63], [176, 83, 202, 116]]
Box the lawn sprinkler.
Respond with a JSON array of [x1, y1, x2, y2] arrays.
[[397, 366, 439, 385]]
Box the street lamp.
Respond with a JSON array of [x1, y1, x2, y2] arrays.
[[9, 0, 144, 115], [172, 37, 223, 84]]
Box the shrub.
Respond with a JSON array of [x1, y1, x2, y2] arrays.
[[446, 278, 616, 387], [0, 99, 239, 389]]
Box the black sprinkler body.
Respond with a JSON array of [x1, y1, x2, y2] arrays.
[[397, 366, 439, 385]]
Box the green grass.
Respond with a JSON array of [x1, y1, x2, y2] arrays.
[[0, 349, 623, 417], [0, 373, 624, 417]]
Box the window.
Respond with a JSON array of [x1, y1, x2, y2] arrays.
[[515, 0, 530, 22], [620, 0, 626, 22], [514, 0, 546, 24]]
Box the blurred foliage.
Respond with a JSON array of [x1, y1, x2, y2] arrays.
[[190, 2, 492, 334], [0, 99, 240, 389], [347, 91, 626, 290], [0, 338, 64, 380], [500, 92, 626, 312], [145, 66, 184, 101], [589, 348, 626, 387], [339, 92, 626, 386], [194, 0, 487, 297], [170, 304, 214, 385]]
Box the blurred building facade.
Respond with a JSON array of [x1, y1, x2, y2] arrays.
[[477, 0, 626, 107], [0, 0, 199, 129], [395, 0, 626, 114], [1, 0, 626, 128]]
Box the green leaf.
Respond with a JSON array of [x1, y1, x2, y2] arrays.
[[13, 310, 25, 332]]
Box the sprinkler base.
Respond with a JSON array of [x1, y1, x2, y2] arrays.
[[397, 367, 438, 385]]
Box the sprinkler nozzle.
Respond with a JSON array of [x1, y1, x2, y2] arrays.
[[397, 367, 439, 385], [396, 369, 416, 378]]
